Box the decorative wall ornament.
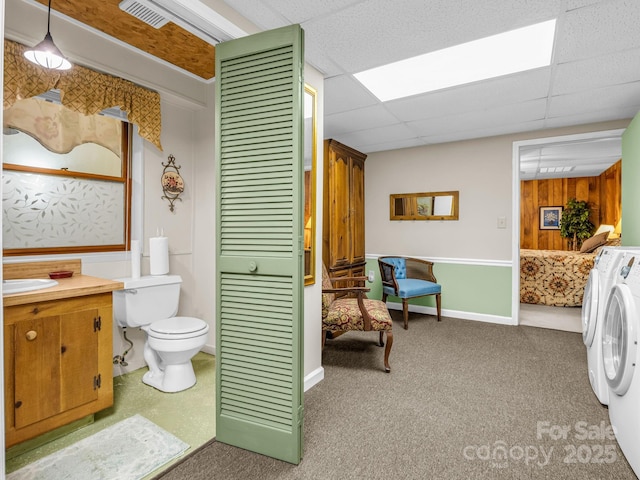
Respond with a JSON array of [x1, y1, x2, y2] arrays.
[[161, 154, 184, 212]]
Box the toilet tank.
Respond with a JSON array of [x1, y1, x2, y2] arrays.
[[113, 275, 182, 327]]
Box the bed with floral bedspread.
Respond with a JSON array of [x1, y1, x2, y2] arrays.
[[520, 249, 596, 307]]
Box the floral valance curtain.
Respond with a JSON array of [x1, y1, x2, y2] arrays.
[[5, 97, 122, 155], [3, 39, 162, 150]]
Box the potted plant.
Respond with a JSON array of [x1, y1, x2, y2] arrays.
[[559, 198, 594, 250]]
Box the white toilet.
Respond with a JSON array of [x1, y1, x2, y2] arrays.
[[113, 275, 209, 393]]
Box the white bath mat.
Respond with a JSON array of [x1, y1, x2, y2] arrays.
[[7, 414, 189, 480]]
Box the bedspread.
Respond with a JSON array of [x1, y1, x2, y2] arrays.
[[520, 249, 595, 307]]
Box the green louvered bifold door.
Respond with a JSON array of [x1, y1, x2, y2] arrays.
[[215, 25, 304, 465]]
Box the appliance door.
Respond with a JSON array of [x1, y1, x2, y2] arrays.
[[582, 269, 600, 346], [602, 284, 638, 396]]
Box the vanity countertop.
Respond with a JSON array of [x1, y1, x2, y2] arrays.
[[3, 259, 124, 307], [3, 274, 124, 307]]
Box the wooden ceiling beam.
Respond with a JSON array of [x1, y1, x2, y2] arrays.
[[40, 0, 215, 79]]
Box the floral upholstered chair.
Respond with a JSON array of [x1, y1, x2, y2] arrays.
[[378, 256, 441, 330], [322, 263, 394, 372]]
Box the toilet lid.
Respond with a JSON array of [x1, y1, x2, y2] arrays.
[[149, 316, 208, 336]]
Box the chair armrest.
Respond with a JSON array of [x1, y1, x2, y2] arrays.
[[322, 286, 371, 294], [405, 257, 438, 283], [330, 276, 368, 283]]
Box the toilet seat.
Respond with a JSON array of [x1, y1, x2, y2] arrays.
[[147, 316, 209, 340]]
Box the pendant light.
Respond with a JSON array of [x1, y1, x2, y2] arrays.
[[24, 0, 72, 70]]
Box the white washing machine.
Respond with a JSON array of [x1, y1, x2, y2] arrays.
[[602, 253, 640, 476], [582, 247, 639, 405]]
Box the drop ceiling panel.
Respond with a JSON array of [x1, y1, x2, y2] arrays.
[[420, 120, 547, 145], [235, 0, 362, 24], [334, 123, 419, 149], [324, 75, 378, 115], [552, 48, 640, 95], [298, 0, 561, 74], [221, 0, 287, 30], [343, 136, 427, 154], [565, 0, 604, 8], [408, 99, 547, 137], [385, 68, 552, 122], [533, 139, 622, 161], [543, 105, 640, 130], [554, 0, 640, 63], [548, 81, 640, 117], [324, 105, 400, 138]]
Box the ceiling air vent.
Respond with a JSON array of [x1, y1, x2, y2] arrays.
[[119, 0, 247, 45], [119, 0, 169, 29]]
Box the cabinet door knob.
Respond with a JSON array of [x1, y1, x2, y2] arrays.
[[25, 330, 37, 341]]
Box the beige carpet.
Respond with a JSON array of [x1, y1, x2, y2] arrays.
[[155, 311, 635, 480]]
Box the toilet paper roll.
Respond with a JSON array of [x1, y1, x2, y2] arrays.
[[131, 240, 141, 279], [149, 236, 169, 276]]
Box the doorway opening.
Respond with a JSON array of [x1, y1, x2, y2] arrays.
[[511, 129, 625, 331]]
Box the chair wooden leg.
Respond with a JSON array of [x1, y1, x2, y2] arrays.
[[436, 294, 442, 321], [322, 330, 327, 348], [382, 293, 388, 303], [378, 331, 384, 347], [402, 299, 409, 330], [383, 330, 393, 373]]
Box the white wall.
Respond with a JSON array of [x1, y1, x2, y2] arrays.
[[302, 65, 324, 389], [366, 119, 632, 262], [367, 136, 512, 260], [192, 82, 217, 356]]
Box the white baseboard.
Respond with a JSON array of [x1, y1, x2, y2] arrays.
[[304, 366, 324, 392], [385, 301, 516, 326]]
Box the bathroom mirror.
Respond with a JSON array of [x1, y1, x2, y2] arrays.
[[390, 191, 459, 221], [304, 84, 317, 285]]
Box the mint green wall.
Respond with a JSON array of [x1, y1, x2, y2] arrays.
[[365, 258, 512, 317], [622, 112, 640, 246]]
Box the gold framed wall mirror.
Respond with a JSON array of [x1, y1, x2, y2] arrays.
[[390, 191, 459, 221], [304, 84, 317, 285]]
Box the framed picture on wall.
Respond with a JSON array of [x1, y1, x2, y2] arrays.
[[540, 206, 563, 230]]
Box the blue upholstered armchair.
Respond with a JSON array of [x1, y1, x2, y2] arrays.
[[378, 256, 442, 329]]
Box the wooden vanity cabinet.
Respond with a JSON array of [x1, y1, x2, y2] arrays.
[[323, 139, 367, 279], [4, 292, 114, 448]]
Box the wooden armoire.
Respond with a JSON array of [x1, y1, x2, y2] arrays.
[[323, 139, 367, 279]]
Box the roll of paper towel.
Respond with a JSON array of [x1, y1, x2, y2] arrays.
[[149, 236, 169, 276], [131, 240, 141, 279]]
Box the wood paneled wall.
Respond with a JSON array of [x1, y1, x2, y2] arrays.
[[520, 160, 621, 250]]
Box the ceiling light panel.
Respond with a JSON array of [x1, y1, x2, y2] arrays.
[[354, 19, 557, 102]]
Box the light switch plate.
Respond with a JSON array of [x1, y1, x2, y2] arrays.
[[368, 270, 375, 282], [498, 216, 507, 229]]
